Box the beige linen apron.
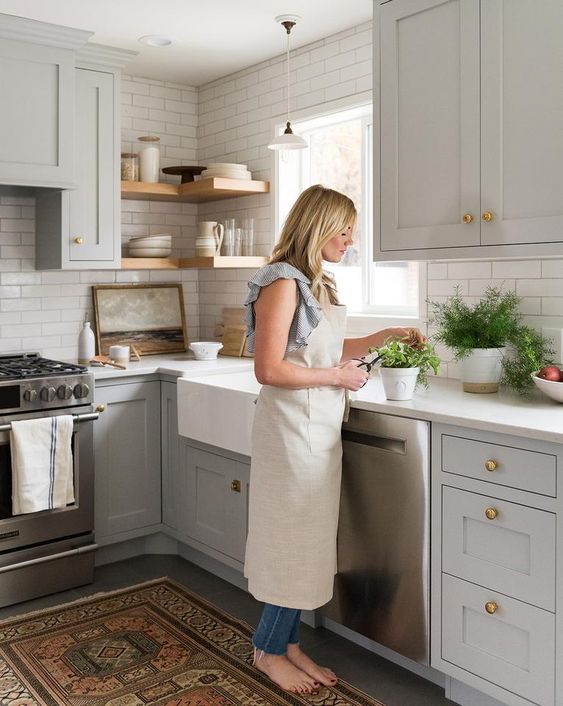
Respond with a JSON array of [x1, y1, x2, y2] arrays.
[[244, 303, 347, 610]]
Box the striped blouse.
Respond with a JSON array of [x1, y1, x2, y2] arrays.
[[244, 262, 323, 354]]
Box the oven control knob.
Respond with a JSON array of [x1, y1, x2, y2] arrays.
[[23, 388, 38, 402], [40, 386, 56, 402], [57, 384, 73, 400], [73, 383, 90, 399]]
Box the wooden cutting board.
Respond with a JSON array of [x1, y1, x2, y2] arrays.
[[217, 308, 252, 357]]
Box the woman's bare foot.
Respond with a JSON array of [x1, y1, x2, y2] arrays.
[[287, 643, 338, 687], [254, 651, 319, 694]]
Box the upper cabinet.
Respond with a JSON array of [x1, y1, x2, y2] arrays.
[[374, 0, 563, 260], [36, 44, 135, 269], [0, 14, 91, 188]]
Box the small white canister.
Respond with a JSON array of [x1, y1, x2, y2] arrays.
[[137, 135, 160, 183], [109, 345, 130, 368]]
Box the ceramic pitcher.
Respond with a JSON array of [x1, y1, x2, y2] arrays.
[[196, 221, 224, 257]]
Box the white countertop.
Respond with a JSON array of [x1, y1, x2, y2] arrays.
[[179, 369, 563, 444], [90, 353, 254, 380]]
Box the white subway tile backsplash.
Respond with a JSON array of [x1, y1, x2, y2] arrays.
[[492, 260, 542, 278], [541, 259, 563, 278]]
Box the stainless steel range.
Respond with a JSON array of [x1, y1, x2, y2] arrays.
[[0, 352, 98, 607]]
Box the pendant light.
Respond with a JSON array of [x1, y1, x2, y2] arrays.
[[268, 15, 308, 151]]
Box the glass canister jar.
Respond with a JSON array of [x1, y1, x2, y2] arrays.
[[120, 152, 139, 181], [137, 135, 160, 183]]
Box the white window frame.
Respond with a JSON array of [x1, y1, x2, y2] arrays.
[[270, 96, 426, 337]]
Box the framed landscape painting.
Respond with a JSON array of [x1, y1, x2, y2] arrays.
[[93, 283, 188, 356]]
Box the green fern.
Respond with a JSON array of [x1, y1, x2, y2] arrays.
[[428, 286, 553, 393]]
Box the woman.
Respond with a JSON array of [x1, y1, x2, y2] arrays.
[[244, 185, 425, 694]]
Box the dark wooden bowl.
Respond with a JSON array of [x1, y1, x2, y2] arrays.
[[161, 166, 206, 183]]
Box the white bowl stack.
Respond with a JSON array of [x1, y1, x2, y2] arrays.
[[200, 162, 252, 180], [128, 234, 172, 258]]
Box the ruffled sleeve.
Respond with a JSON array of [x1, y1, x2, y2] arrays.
[[244, 262, 323, 353]]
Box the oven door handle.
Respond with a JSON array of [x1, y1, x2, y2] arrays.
[[0, 543, 98, 574], [0, 412, 99, 433]]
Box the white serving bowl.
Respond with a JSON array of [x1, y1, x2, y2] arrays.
[[206, 162, 247, 170], [531, 371, 563, 402], [129, 234, 172, 246], [189, 341, 224, 360], [128, 246, 172, 257], [201, 169, 252, 180]]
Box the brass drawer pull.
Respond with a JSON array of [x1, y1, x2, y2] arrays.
[[74, 236, 84, 244], [485, 507, 498, 520], [484, 459, 498, 472], [462, 213, 474, 223], [485, 601, 498, 615], [96, 404, 106, 413], [482, 211, 494, 222], [231, 479, 241, 493]]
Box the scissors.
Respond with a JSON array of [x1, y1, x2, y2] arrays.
[[349, 355, 382, 387]]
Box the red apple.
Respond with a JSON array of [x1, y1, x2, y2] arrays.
[[537, 365, 563, 381]]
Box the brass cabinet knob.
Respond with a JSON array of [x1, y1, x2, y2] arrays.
[[74, 237, 84, 244], [482, 211, 494, 222], [96, 404, 106, 413], [231, 479, 241, 493], [485, 507, 498, 520], [484, 459, 498, 472], [485, 601, 498, 614], [462, 213, 474, 223]]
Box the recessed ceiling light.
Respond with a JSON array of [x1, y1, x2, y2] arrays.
[[138, 35, 173, 47]]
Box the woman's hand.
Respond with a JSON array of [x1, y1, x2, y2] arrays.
[[335, 360, 370, 391], [385, 327, 427, 349]]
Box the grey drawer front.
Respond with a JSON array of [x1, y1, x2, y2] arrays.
[[442, 574, 555, 706], [442, 434, 556, 496], [442, 486, 556, 611]]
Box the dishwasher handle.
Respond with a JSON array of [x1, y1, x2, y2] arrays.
[[342, 428, 406, 454]]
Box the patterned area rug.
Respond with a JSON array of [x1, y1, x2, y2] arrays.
[[0, 578, 385, 706]]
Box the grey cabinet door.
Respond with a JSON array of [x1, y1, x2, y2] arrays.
[[161, 381, 179, 531], [68, 67, 118, 263], [94, 381, 161, 541], [35, 66, 120, 269], [379, 0, 480, 253], [0, 40, 74, 187], [180, 445, 249, 563]]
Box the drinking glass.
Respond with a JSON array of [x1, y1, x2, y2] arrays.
[[223, 218, 236, 256], [234, 228, 243, 256], [242, 217, 254, 256]]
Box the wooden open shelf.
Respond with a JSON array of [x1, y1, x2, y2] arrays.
[[121, 256, 267, 270], [121, 178, 269, 203]]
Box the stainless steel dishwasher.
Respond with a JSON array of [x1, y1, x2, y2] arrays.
[[319, 408, 430, 665]]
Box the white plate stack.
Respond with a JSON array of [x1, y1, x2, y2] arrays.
[[128, 234, 172, 258], [200, 162, 252, 180]]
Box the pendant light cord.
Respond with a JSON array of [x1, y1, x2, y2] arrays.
[[286, 30, 291, 125]]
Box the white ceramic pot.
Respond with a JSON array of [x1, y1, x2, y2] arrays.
[[459, 347, 506, 393], [379, 367, 419, 401], [189, 341, 223, 360]]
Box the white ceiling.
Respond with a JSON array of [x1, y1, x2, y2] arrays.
[[0, 1, 372, 85]]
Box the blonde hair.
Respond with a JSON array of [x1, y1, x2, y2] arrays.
[[270, 185, 357, 306]]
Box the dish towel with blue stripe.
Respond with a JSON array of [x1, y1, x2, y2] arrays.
[[10, 416, 74, 515]]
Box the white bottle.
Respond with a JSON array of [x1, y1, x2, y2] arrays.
[[78, 321, 95, 365]]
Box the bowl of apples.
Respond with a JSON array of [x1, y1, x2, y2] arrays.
[[531, 366, 563, 403]]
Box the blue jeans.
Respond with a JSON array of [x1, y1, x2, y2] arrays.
[[252, 603, 302, 655]]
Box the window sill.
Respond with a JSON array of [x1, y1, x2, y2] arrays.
[[345, 313, 425, 337]]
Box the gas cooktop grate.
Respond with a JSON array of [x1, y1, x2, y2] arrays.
[[0, 354, 87, 380]]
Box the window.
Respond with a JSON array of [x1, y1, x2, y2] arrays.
[[275, 105, 422, 328]]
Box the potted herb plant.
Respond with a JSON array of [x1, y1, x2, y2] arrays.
[[369, 338, 440, 401], [428, 286, 553, 394]]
